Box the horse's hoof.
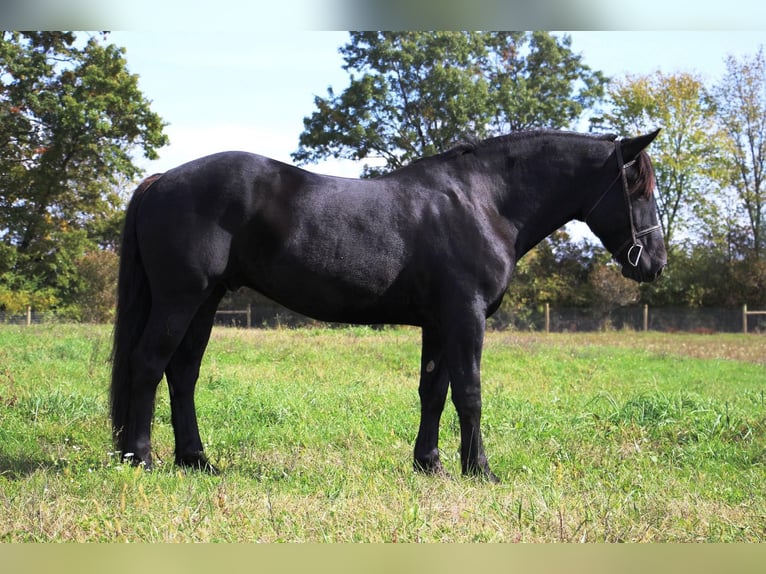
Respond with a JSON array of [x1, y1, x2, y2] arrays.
[[463, 463, 500, 484], [482, 470, 501, 484], [413, 457, 451, 478], [122, 452, 153, 470], [176, 453, 219, 475]]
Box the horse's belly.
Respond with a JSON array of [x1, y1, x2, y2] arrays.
[[232, 198, 424, 323], [242, 251, 420, 325]]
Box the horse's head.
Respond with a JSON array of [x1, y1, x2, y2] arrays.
[[583, 130, 667, 283]]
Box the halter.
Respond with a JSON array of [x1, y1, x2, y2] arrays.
[[585, 141, 662, 268]]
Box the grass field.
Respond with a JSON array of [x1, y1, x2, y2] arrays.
[[0, 324, 764, 542]]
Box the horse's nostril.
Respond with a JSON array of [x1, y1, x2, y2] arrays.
[[655, 265, 665, 279]]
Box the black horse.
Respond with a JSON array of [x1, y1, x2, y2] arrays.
[[111, 129, 666, 481]]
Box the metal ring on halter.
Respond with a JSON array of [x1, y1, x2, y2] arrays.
[[616, 224, 662, 268], [625, 225, 662, 267], [627, 244, 643, 268]]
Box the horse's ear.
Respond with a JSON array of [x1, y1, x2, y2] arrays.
[[620, 128, 661, 161]]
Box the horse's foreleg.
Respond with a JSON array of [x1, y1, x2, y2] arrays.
[[165, 285, 225, 473], [444, 312, 499, 483], [413, 326, 450, 475]]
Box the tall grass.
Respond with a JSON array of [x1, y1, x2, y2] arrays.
[[0, 325, 764, 541]]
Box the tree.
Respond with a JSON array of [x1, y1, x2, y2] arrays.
[[714, 47, 766, 258], [0, 32, 168, 312], [75, 249, 119, 323], [593, 71, 726, 248], [588, 261, 640, 329], [293, 31, 606, 176], [484, 32, 606, 133], [493, 230, 600, 329]]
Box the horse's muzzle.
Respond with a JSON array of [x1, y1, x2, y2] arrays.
[[622, 261, 666, 283]]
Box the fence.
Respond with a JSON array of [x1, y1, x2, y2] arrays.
[[537, 304, 762, 334], [742, 304, 766, 334], [211, 303, 766, 334], [537, 302, 654, 333], [215, 304, 253, 329], [0, 309, 72, 325], [0, 306, 35, 326], [3, 304, 765, 333]]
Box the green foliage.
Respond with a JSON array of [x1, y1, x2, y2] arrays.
[[640, 241, 766, 308], [486, 32, 606, 133], [0, 284, 58, 314], [593, 62, 766, 309], [507, 231, 595, 306], [293, 31, 606, 176], [593, 71, 726, 248], [0, 32, 167, 315], [588, 263, 640, 318], [495, 231, 642, 329], [73, 250, 119, 323]]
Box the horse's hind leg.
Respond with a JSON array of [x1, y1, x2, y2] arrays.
[[165, 285, 226, 473], [413, 326, 450, 475], [121, 296, 204, 469]]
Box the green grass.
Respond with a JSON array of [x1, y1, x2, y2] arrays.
[[0, 325, 764, 541]]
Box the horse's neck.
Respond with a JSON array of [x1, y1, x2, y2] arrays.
[[488, 163, 584, 260]]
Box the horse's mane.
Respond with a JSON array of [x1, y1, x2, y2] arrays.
[[426, 130, 656, 198], [136, 173, 164, 196], [443, 130, 617, 155], [632, 150, 656, 199]]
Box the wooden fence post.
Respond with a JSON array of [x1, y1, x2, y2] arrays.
[[246, 304, 252, 329], [26, 306, 31, 327], [643, 304, 649, 332], [743, 304, 748, 334], [544, 302, 550, 334]]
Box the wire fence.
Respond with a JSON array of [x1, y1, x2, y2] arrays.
[[0, 308, 55, 326], [2, 304, 765, 333], [510, 304, 759, 334], [210, 303, 766, 334]]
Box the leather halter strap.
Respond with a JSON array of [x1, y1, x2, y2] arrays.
[[585, 141, 662, 268]]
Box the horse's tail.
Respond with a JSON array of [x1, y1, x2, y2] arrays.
[[110, 173, 163, 451]]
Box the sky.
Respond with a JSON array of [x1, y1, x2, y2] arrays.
[[105, 30, 766, 180]]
